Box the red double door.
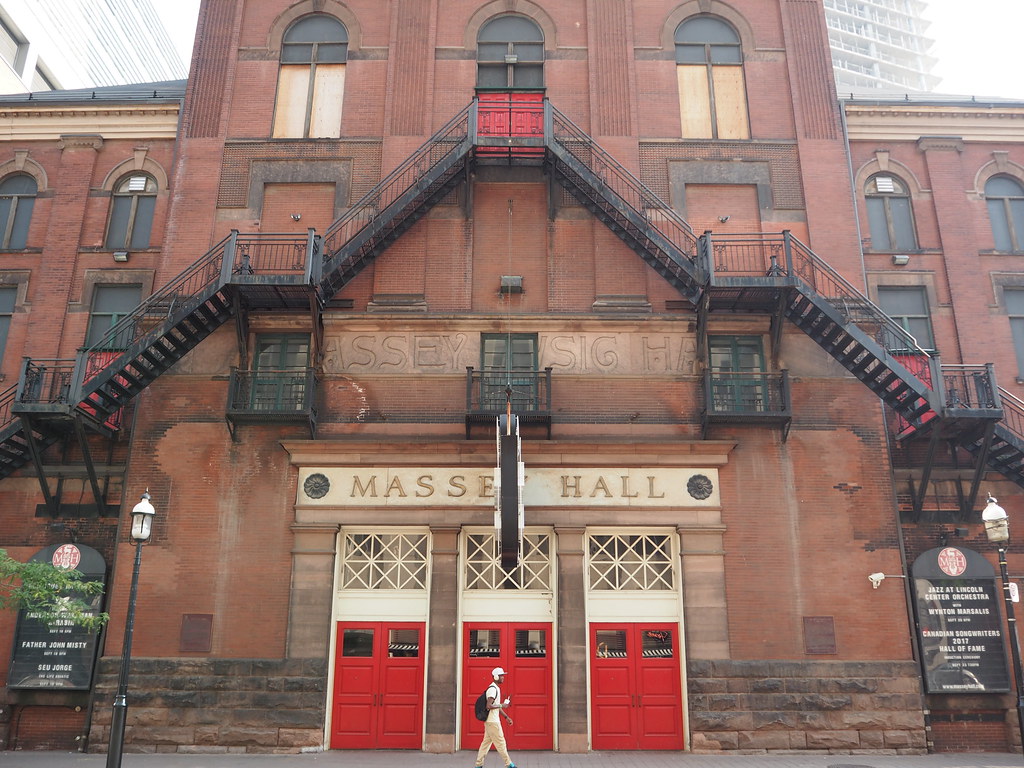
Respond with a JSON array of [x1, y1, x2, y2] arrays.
[[460, 622, 553, 750], [590, 623, 685, 750], [331, 621, 425, 749]]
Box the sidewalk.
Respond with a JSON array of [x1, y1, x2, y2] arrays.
[[3, 752, 1022, 768]]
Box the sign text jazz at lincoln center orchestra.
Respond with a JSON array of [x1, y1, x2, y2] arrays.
[[297, 468, 720, 508]]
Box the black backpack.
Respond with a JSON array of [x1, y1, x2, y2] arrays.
[[474, 686, 492, 721]]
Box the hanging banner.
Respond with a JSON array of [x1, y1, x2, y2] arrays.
[[911, 546, 1010, 694], [7, 543, 106, 690]]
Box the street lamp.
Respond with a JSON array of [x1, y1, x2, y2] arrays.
[[106, 491, 156, 768], [982, 494, 1024, 758]]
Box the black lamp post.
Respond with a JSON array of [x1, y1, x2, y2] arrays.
[[105, 491, 156, 768], [982, 494, 1024, 758]]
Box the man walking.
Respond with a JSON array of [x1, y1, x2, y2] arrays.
[[475, 667, 516, 768]]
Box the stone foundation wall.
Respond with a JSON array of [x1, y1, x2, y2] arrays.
[[688, 660, 927, 754], [88, 658, 326, 754]]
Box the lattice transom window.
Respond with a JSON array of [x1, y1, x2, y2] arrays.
[[466, 532, 551, 590], [340, 532, 428, 590], [588, 534, 674, 591]]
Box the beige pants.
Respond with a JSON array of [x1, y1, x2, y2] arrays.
[[475, 719, 512, 767]]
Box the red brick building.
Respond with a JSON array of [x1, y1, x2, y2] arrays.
[[2, 0, 1024, 756]]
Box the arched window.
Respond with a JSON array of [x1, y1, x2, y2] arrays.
[[272, 14, 348, 138], [675, 16, 749, 139], [477, 16, 544, 89], [865, 174, 917, 252], [986, 175, 1024, 252], [106, 173, 157, 251], [0, 174, 36, 249]]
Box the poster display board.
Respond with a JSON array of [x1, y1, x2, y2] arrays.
[[912, 546, 1010, 693], [7, 543, 106, 690]]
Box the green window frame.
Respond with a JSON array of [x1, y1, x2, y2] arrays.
[[251, 334, 310, 411], [481, 333, 538, 411], [876, 286, 935, 351], [86, 285, 142, 350]]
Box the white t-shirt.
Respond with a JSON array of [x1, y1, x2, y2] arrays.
[[486, 682, 501, 724]]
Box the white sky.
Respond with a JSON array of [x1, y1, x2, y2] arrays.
[[154, 0, 1023, 100], [925, 0, 1024, 99]]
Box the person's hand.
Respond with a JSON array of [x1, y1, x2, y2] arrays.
[[503, 698, 511, 707]]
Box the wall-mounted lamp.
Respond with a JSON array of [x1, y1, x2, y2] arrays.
[[892, 254, 910, 266], [112, 251, 129, 263], [290, 213, 302, 221], [718, 215, 730, 223]]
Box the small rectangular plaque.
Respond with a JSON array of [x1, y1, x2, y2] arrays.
[[803, 615, 837, 655]]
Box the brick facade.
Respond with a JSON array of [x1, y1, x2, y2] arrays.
[[1, 0, 1022, 758]]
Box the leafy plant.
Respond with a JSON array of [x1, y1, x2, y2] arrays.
[[0, 549, 109, 631]]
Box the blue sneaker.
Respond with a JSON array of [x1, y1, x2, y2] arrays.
[[508, 764, 517, 768]]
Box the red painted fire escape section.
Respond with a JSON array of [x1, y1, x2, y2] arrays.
[[476, 92, 545, 160]]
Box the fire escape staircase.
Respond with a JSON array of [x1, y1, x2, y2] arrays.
[[0, 96, 1020, 515]]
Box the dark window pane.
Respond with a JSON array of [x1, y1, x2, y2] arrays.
[[106, 196, 132, 249], [9, 196, 33, 249], [514, 43, 544, 61], [0, 174, 36, 194], [129, 194, 156, 250], [469, 629, 500, 657], [477, 65, 508, 88], [988, 198, 1013, 251], [515, 629, 546, 657], [1011, 316, 1024, 377], [479, 16, 543, 43], [315, 43, 347, 63], [889, 196, 917, 250], [986, 176, 1024, 197], [642, 629, 674, 658], [478, 43, 508, 62], [595, 629, 627, 658], [676, 45, 706, 64], [86, 285, 142, 348], [1010, 199, 1024, 251], [284, 15, 347, 44], [866, 196, 891, 251], [388, 628, 419, 658], [0, 285, 15, 364], [513, 65, 544, 88], [342, 628, 374, 657], [0, 197, 12, 246], [676, 17, 740, 44], [709, 45, 741, 64], [281, 44, 314, 63], [1005, 288, 1024, 315]]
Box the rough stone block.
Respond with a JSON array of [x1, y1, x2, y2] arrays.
[[737, 730, 792, 750], [219, 727, 280, 747], [804, 729, 861, 749], [278, 728, 322, 748]]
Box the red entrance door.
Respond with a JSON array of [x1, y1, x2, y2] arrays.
[[590, 623, 684, 750], [460, 622, 553, 750], [331, 622, 425, 749]]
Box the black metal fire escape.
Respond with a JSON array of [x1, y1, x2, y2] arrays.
[[2, 96, 1022, 513]]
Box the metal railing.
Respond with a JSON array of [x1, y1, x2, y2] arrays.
[[229, 231, 320, 279], [997, 387, 1024, 443], [703, 370, 791, 416], [17, 359, 76, 405], [320, 103, 474, 272], [940, 364, 999, 410], [703, 229, 933, 385], [547, 103, 700, 263], [465, 368, 552, 415], [227, 368, 318, 414]]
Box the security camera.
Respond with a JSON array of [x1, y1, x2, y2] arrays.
[[868, 572, 885, 589], [718, 215, 730, 223], [290, 213, 302, 221]]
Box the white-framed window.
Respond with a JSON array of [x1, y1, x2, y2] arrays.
[[465, 531, 552, 590], [338, 531, 429, 590], [587, 532, 675, 591]]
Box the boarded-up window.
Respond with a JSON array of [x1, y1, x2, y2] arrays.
[[272, 14, 348, 139], [676, 16, 749, 140]]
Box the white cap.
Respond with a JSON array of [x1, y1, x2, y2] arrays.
[[491, 667, 506, 677]]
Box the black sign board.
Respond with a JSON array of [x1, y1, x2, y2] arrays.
[[7, 543, 106, 690], [912, 546, 1010, 694]]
